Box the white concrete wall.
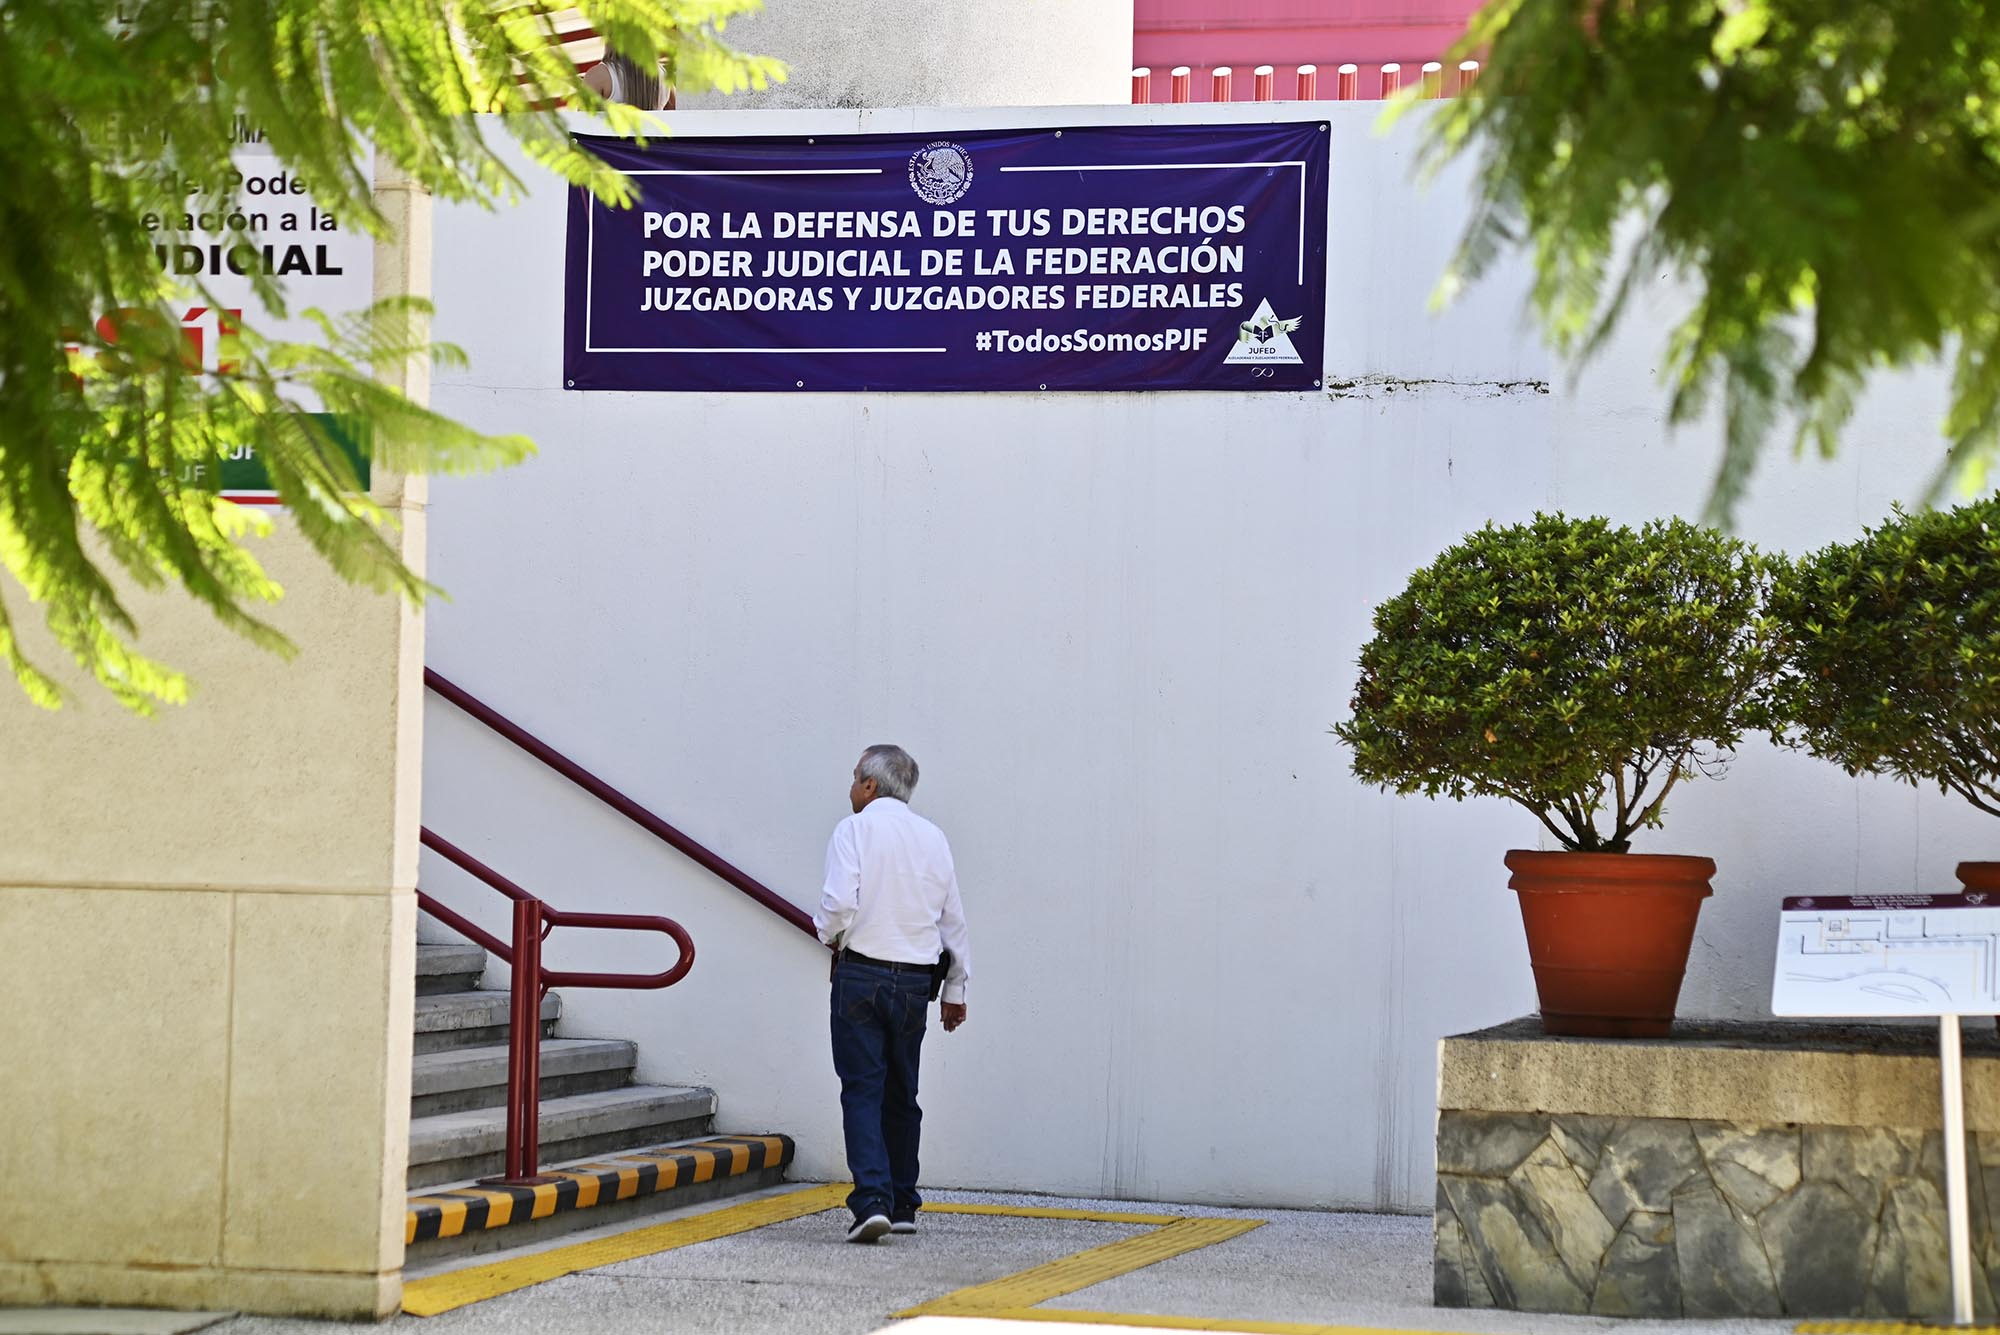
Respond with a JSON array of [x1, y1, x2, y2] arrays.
[[417, 102, 1995, 1212], [683, 0, 1132, 110]]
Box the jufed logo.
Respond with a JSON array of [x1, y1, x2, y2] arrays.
[[1225, 298, 1304, 365]]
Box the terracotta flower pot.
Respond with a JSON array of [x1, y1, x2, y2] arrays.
[[1505, 849, 1716, 1038], [1958, 863, 2000, 895]]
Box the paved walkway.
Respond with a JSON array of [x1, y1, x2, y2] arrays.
[[4, 1185, 1833, 1335]]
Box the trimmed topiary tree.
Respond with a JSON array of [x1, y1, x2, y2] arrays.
[[1335, 513, 1776, 852], [1766, 496, 2000, 820]]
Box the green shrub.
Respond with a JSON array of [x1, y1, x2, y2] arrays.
[[1334, 513, 1775, 852], [1766, 497, 2000, 819]]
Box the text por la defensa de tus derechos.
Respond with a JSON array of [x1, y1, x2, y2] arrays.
[[630, 205, 1256, 315]]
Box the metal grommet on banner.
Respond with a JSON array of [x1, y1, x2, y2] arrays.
[[796, 380, 804, 388], [1040, 384, 1047, 391], [1055, 131, 1063, 138]]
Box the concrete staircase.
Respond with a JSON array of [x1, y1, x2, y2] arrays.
[[406, 937, 793, 1259]]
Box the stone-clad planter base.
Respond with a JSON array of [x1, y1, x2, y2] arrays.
[[1437, 1018, 2000, 1320]]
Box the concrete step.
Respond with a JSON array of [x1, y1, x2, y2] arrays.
[[404, 1134, 795, 1265], [413, 989, 560, 1055], [406, 1085, 717, 1188], [416, 941, 490, 996], [410, 1039, 638, 1117]]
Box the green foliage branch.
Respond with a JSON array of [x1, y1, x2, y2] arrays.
[[1422, 0, 2000, 521], [1766, 496, 2000, 818], [1334, 513, 1776, 852], [1, 0, 782, 711]]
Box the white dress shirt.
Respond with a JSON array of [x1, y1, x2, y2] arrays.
[[815, 796, 972, 1004]]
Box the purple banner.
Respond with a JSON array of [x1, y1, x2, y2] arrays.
[[1782, 893, 1995, 911], [563, 121, 1329, 393]]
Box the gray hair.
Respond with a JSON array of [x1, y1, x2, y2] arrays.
[[602, 50, 666, 110], [859, 744, 919, 801]]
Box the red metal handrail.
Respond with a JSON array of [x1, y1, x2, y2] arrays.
[[417, 826, 694, 1181], [425, 668, 818, 939], [421, 828, 695, 988]]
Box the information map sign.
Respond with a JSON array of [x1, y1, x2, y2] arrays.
[[563, 122, 1330, 393], [1771, 893, 2000, 1017]]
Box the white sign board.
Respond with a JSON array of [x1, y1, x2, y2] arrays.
[[1772, 893, 2000, 1017], [138, 138, 376, 504], [148, 138, 376, 335]]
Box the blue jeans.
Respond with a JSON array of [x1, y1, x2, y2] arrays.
[[830, 959, 929, 1223]]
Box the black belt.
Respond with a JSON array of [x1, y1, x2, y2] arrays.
[[840, 949, 936, 974]]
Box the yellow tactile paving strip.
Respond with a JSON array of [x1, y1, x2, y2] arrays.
[[402, 1183, 849, 1315], [927, 1203, 1186, 1225], [900, 1217, 1264, 1317], [403, 1186, 1264, 1320]]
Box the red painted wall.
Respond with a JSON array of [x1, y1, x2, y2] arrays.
[[1134, 0, 1482, 99]]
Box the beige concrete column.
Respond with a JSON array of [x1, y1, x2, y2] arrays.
[[0, 165, 431, 1319]]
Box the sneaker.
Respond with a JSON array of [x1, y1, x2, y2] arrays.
[[846, 1213, 891, 1244], [890, 1218, 917, 1235]]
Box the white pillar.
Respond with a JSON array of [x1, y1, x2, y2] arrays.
[[0, 163, 431, 1322]]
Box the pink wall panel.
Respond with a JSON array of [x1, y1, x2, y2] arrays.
[[1134, 0, 1481, 100]]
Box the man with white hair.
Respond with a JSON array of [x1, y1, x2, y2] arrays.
[[815, 744, 972, 1243]]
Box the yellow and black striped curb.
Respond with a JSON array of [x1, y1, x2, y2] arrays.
[[405, 1134, 794, 1244]]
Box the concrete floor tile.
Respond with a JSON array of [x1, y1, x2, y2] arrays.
[[0, 1313, 230, 1335], [207, 1187, 1816, 1335]]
